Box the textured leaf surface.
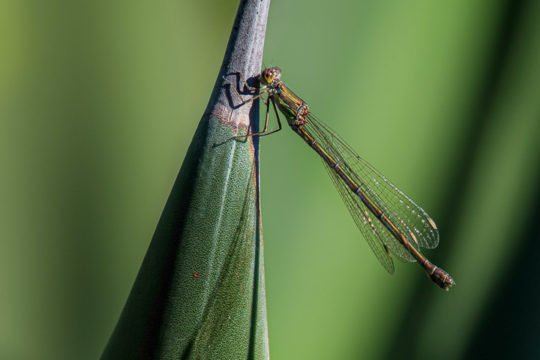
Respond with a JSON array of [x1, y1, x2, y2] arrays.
[[102, 0, 270, 358], [102, 118, 267, 359]]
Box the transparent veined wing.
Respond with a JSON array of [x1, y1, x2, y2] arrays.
[[304, 114, 439, 262], [322, 159, 396, 273]]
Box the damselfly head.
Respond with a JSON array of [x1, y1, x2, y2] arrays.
[[260, 67, 282, 85]]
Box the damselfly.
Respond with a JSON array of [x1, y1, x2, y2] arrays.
[[226, 67, 455, 290]]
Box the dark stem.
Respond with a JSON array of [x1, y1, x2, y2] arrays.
[[206, 0, 270, 131]]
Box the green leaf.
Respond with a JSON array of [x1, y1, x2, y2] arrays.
[[102, 0, 270, 358]]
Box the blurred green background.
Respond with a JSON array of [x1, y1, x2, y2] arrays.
[[2, 0, 540, 359]]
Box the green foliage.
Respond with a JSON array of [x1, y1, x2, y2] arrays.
[[102, 118, 268, 359], [2, 1, 540, 359]]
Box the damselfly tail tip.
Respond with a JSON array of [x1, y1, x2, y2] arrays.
[[430, 267, 455, 291]]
